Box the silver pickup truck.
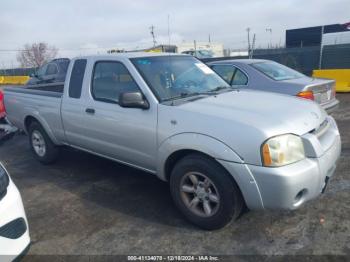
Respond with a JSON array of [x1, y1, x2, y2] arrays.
[[4, 53, 341, 230]]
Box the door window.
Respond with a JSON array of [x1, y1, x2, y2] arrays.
[[211, 65, 235, 84], [92, 61, 140, 103]]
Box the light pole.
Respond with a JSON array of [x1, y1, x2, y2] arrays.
[[266, 28, 272, 48], [246, 27, 251, 58], [319, 25, 324, 69]]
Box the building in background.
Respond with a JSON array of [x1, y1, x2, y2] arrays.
[[322, 31, 350, 46], [143, 45, 177, 53], [177, 42, 224, 57], [228, 49, 249, 57], [108, 45, 177, 54], [286, 23, 350, 48]]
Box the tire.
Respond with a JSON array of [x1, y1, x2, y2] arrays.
[[28, 121, 59, 164], [170, 153, 244, 230]]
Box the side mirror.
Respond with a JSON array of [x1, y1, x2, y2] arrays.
[[119, 92, 149, 109]]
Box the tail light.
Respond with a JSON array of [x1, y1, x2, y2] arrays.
[[297, 91, 314, 101], [332, 83, 336, 98], [0, 90, 6, 118]]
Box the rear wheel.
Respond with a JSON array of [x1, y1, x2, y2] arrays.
[[28, 121, 59, 164], [170, 153, 243, 230]]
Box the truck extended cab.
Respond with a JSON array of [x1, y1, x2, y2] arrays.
[[4, 53, 341, 229]]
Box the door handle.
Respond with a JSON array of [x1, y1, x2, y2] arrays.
[[85, 108, 95, 114]]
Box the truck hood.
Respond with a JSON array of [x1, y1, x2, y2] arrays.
[[158, 89, 327, 165]]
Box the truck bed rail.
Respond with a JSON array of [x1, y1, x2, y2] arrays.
[[4, 82, 64, 98]]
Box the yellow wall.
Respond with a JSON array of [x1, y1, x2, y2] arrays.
[[0, 76, 29, 85], [313, 69, 350, 92]]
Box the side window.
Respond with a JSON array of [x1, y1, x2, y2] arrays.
[[232, 68, 248, 85], [211, 65, 235, 84], [92, 61, 140, 103], [37, 64, 48, 77], [46, 63, 58, 75], [69, 59, 87, 99]]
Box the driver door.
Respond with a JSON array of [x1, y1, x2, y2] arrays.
[[68, 60, 158, 172]]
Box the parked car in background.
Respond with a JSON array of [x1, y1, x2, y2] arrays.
[[0, 163, 30, 261], [181, 49, 214, 58], [207, 59, 339, 113], [4, 53, 341, 229], [26, 58, 70, 85]]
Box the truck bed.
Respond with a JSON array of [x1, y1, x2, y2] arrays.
[[3, 83, 65, 143]]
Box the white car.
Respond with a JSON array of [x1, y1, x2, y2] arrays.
[[0, 163, 30, 261]]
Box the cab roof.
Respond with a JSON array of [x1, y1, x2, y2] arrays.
[[76, 52, 188, 60]]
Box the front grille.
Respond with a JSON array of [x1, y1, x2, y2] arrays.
[[0, 167, 9, 201], [311, 119, 330, 138], [310, 117, 336, 152], [0, 218, 27, 239]]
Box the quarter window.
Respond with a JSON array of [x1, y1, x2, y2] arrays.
[[69, 59, 87, 99], [92, 61, 140, 103]]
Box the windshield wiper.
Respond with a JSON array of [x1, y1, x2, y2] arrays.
[[162, 92, 210, 102], [162, 86, 235, 102], [208, 86, 231, 93]]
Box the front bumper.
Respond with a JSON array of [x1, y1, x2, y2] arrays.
[[219, 117, 341, 210], [0, 178, 30, 261], [247, 134, 341, 209]]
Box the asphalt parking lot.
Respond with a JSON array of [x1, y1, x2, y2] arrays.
[[0, 94, 350, 258]]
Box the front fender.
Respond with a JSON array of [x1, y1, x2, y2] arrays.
[[157, 132, 244, 181]]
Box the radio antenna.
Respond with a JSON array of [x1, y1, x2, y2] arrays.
[[150, 25, 157, 47]]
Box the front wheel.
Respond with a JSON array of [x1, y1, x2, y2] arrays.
[[28, 121, 59, 164], [170, 154, 244, 230]]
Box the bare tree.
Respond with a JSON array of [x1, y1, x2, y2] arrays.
[[16, 42, 58, 68]]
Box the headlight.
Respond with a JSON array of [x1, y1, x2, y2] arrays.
[[261, 134, 305, 167]]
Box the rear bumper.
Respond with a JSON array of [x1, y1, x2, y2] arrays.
[[219, 130, 341, 210], [321, 98, 339, 114], [13, 242, 31, 262]]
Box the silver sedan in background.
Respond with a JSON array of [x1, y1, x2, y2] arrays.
[[207, 59, 339, 113]]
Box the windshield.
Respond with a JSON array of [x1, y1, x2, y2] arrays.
[[130, 56, 230, 102], [251, 61, 305, 81]]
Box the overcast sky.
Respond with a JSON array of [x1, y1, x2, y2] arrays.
[[1, 0, 349, 67]]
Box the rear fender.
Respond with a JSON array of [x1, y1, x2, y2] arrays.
[[24, 112, 61, 145]]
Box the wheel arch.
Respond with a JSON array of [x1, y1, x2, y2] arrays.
[[24, 115, 60, 145], [157, 133, 244, 182]]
